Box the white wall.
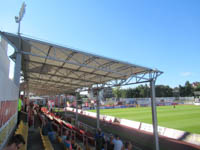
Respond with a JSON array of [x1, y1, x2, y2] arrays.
[[0, 37, 18, 101], [0, 36, 18, 149]]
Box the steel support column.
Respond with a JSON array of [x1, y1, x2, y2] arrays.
[[96, 91, 100, 128], [14, 13, 22, 88], [59, 95, 61, 107], [75, 94, 78, 125], [14, 51, 22, 88], [150, 79, 159, 150]]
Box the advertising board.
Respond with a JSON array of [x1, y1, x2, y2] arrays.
[[120, 119, 141, 129]]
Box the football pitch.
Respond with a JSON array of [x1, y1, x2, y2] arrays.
[[89, 105, 200, 134]]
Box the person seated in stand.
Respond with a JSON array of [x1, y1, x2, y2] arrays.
[[47, 118, 56, 142], [42, 118, 56, 142], [42, 119, 49, 136], [64, 136, 72, 150], [28, 102, 34, 127], [95, 128, 105, 150], [3, 134, 25, 150], [124, 141, 132, 150], [61, 130, 69, 142], [107, 134, 114, 150], [71, 133, 77, 149], [38, 108, 45, 127]]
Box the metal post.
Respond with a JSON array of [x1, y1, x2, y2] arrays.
[[96, 91, 100, 128], [26, 87, 29, 122], [64, 95, 67, 117], [59, 95, 61, 108], [150, 79, 159, 150], [18, 22, 21, 35], [14, 2, 26, 87], [14, 40, 22, 87], [75, 97, 78, 125]]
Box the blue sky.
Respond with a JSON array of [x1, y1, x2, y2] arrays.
[[0, 0, 200, 88]]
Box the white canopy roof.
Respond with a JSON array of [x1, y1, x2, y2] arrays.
[[0, 31, 162, 95]]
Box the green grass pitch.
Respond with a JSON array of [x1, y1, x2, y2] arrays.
[[89, 105, 200, 134]]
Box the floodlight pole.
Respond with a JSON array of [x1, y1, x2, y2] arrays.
[[14, 38, 22, 87], [14, 2, 26, 127], [75, 93, 79, 125], [150, 79, 159, 150], [76, 99, 78, 123], [14, 2, 26, 87], [96, 91, 100, 128]]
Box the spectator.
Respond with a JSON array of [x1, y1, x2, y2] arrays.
[[112, 135, 123, 150], [64, 136, 72, 150], [71, 134, 77, 149], [23, 97, 27, 112], [3, 134, 25, 150], [42, 118, 56, 142], [33, 105, 40, 128], [42, 119, 49, 136], [107, 134, 114, 150], [61, 130, 69, 142], [38, 108, 45, 127], [46, 119, 56, 142], [17, 95, 23, 125], [95, 128, 105, 150], [28, 102, 34, 127], [124, 141, 132, 150]]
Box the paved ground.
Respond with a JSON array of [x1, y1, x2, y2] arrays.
[[52, 139, 64, 150], [27, 128, 44, 150], [27, 127, 64, 150]]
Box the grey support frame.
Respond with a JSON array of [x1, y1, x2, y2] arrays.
[[94, 75, 160, 150]]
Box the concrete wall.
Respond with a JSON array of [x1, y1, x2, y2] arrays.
[[0, 36, 18, 150]]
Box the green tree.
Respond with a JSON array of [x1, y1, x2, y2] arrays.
[[178, 81, 194, 96], [173, 87, 180, 99], [121, 89, 127, 98], [155, 85, 173, 97], [195, 83, 200, 91], [126, 88, 133, 98], [179, 85, 185, 97], [112, 87, 121, 101], [184, 81, 194, 96]]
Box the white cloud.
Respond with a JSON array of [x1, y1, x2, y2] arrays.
[[180, 72, 192, 77]]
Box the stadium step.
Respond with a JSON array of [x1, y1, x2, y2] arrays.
[[27, 128, 44, 150]]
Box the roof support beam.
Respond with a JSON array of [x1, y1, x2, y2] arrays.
[[45, 51, 76, 84], [64, 56, 98, 79], [37, 46, 53, 81], [20, 51, 129, 77], [24, 59, 116, 79], [27, 76, 84, 87], [27, 70, 99, 84], [79, 61, 116, 79], [28, 82, 74, 90]]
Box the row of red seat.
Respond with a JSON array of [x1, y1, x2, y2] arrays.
[[41, 107, 96, 147]]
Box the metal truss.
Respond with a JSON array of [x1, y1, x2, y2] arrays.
[[75, 70, 163, 92]]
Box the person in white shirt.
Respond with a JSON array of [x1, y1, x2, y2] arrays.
[[112, 135, 123, 150]]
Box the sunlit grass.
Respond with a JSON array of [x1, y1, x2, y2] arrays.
[[89, 105, 200, 134]]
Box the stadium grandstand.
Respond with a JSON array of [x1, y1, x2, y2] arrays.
[[1, 1, 200, 150], [0, 28, 165, 150], [0, 15, 200, 150]]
